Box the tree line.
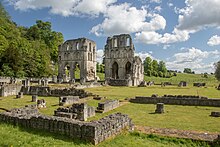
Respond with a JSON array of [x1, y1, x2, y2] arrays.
[[143, 57, 176, 78], [0, 2, 63, 78]]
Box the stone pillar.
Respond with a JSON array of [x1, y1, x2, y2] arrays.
[[155, 103, 164, 113], [22, 79, 30, 87], [32, 95, 38, 102], [52, 75, 57, 83], [16, 92, 23, 98]]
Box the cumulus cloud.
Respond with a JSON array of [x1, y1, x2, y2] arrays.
[[90, 3, 166, 36], [135, 28, 190, 44], [149, 0, 162, 4], [9, 0, 116, 17], [166, 47, 220, 73], [135, 52, 154, 62], [136, 0, 220, 45], [207, 35, 220, 46], [96, 49, 104, 63], [177, 0, 220, 32]]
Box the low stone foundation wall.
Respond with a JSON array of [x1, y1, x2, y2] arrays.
[[108, 79, 131, 86], [97, 100, 120, 113], [0, 107, 133, 145], [21, 86, 93, 98], [130, 96, 220, 107], [54, 103, 95, 121], [0, 84, 22, 97]]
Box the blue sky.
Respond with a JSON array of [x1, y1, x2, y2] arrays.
[[2, 0, 220, 73]]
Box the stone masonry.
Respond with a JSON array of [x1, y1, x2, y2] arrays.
[[0, 106, 133, 145], [96, 100, 120, 113], [58, 38, 97, 83], [130, 95, 220, 107], [0, 84, 22, 97], [54, 103, 95, 121], [59, 96, 79, 106], [21, 86, 93, 98], [104, 34, 144, 86]]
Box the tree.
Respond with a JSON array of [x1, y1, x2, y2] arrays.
[[152, 60, 159, 72], [96, 62, 100, 72], [144, 57, 152, 74], [158, 61, 167, 73], [214, 61, 220, 81]]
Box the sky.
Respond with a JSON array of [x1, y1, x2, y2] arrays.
[[2, 0, 220, 73]]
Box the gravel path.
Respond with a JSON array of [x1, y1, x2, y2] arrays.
[[135, 126, 219, 141]]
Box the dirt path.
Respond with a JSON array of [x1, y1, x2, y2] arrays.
[[135, 125, 219, 141]]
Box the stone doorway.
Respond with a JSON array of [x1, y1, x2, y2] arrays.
[[112, 62, 119, 79]]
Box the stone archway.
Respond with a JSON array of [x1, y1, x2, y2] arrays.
[[125, 61, 132, 75], [112, 62, 119, 79]]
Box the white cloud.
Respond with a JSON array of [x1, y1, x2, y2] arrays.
[[96, 49, 104, 63], [73, 0, 116, 16], [135, 28, 190, 44], [163, 45, 170, 50], [9, 0, 116, 17], [177, 0, 220, 32], [166, 47, 220, 73], [90, 3, 166, 36], [154, 6, 162, 12], [207, 35, 220, 46], [167, 2, 173, 7], [150, 0, 161, 4], [135, 52, 154, 62]]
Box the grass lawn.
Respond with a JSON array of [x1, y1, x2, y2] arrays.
[[0, 80, 220, 146], [0, 123, 209, 147], [85, 85, 220, 99]]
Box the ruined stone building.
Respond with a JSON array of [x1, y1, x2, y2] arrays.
[[58, 38, 97, 83], [104, 34, 144, 86]]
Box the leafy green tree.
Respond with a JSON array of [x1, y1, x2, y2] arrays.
[[158, 61, 167, 73], [100, 64, 105, 73], [144, 57, 152, 74], [152, 60, 159, 72], [214, 61, 220, 81], [96, 62, 100, 72], [183, 68, 192, 73]]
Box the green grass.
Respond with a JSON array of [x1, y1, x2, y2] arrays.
[[144, 73, 218, 86], [0, 95, 59, 115], [0, 72, 219, 146], [85, 85, 220, 99], [96, 72, 219, 86], [0, 123, 210, 147], [87, 102, 220, 133]]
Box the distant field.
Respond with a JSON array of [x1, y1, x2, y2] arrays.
[[96, 72, 219, 86], [85, 85, 220, 99]]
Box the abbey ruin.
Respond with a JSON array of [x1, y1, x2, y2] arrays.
[[104, 34, 144, 86], [58, 38, 97, 83], [57, 34, 144, 86]]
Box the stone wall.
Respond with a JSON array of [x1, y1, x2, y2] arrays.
[[0, 84, 22, 97], [54, 103, 95, 121], [130, 96, 220, 107], [21, 86, 92, 98], [59, 96, 79, 106], [0, 107, 133, 145], [108, 79, 131, 86], [97, 100, 120, 113]]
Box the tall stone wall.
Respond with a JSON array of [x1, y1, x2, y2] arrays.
[[58, 38, 97, 83], [0, 84, 22, 97], [21, 86, 92, 98], [130, 96, 220, 107], [104, 34, 144, 86], [0, 107, 133, 145]]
